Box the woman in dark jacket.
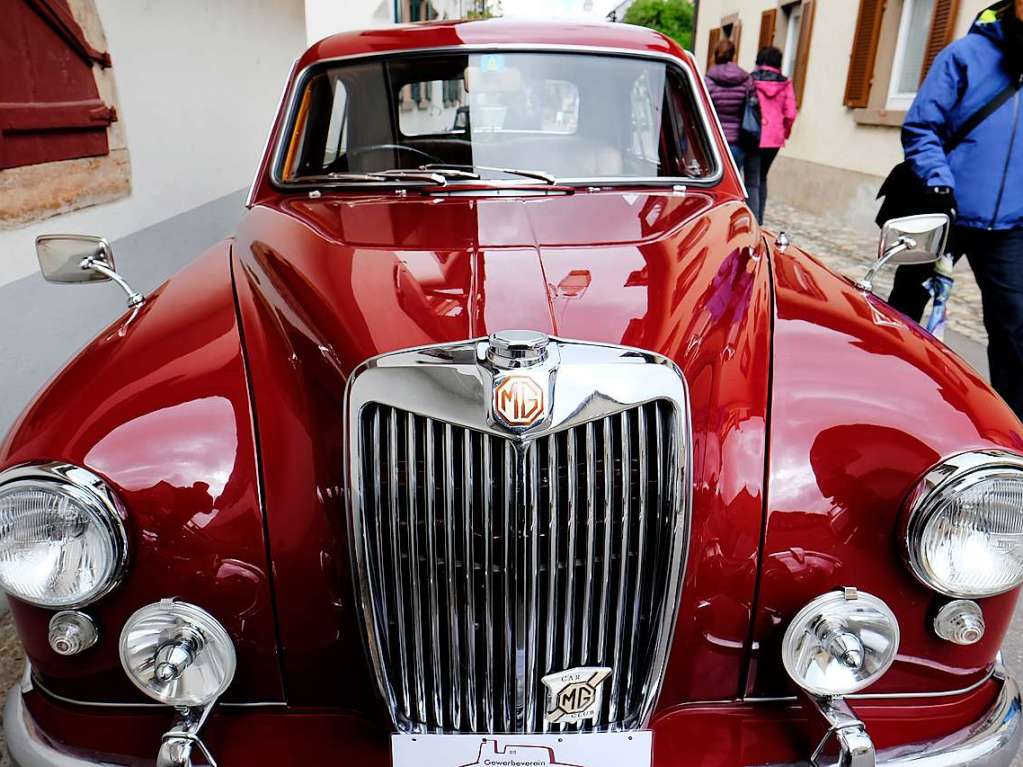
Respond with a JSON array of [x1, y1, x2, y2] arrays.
[[705, 38, 754, 169]]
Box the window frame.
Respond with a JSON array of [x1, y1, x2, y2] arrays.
[[886, 0, 936, 111], [269, 45, 727, 192]]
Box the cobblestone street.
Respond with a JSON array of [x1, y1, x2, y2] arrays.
[[765, 202, 988, 346]]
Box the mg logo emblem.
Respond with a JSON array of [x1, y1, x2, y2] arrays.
[[493, 375, 545, 428], [541, 667, 611, 725]]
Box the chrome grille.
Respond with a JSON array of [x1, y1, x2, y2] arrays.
[[354, 397, 684, 733]]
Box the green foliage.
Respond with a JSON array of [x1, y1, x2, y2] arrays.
[[465, 0, 502, 18], [622, 0, 694, 50]]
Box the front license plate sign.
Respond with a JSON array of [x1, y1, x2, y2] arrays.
[[391, 732, 652, 767]]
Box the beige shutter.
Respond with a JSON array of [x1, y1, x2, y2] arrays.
[[921, 0, 961, 83], [843, 0, 886, 108], [759, 9, 778, 53], [793, 0, 816, 108]]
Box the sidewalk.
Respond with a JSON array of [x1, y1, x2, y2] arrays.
[[764, 201, 988, 347]]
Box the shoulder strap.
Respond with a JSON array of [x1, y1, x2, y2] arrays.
[[946, 76, 1022, 152]]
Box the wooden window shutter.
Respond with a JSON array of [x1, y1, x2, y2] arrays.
[[731, 19, 742, 59], [707, 27, 722, 70], [0, 0, 115, 170], [793, 0, 816, 108], [843, 0, 886, 108], [921, 0, 961, 83], [759, 9, 778, 52]]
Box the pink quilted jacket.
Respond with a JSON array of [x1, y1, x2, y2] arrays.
[[752, 66, 798, 149]]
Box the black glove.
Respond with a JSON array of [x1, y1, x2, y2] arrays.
[[924, 186, 958, 222]]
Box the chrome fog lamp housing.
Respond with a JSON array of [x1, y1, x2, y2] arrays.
[[902, 450, 1023, 598], [0, 463, 128, 608], [782, 588, 900, 697], [119, 599, 236, 707]]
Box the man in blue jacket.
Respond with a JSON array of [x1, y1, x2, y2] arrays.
[[888, 0, 1023, 418]]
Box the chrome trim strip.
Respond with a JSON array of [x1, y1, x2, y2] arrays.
[[267, 44, 726, 194], [0, 463, 130, 609], [609, 411, 631, 724], [744, 665, 998, 703]]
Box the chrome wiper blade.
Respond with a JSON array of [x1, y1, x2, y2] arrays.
[[294, 171, 445, 186], [422, 164, 557, 185], [374, 169, 449, 185]]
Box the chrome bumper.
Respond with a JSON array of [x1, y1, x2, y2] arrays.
[[4, 674, 1022, 767]]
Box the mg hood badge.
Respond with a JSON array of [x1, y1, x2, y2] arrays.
[[493, 374, 546, 428], [488, 330, 550, 430], [541, 666, 612, 725]]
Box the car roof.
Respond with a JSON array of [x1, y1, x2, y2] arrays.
[[297, 18, 690, 70]]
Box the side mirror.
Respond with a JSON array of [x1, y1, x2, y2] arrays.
[[857, 214, 950, 293], [36, 234, 144, 307], [36, 234, 114, 284]]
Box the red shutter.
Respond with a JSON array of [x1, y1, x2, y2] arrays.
[[844, 0, 886, 108], [0, 0, 115, 170], [793, 0, 816, 108], [921, 0, 960, 83], [759, 9, 778, 52]]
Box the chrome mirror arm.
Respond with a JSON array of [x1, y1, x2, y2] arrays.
[[856, 236, 917, 293], [81, 256, 145, 308], [157, 702, 218, 767]]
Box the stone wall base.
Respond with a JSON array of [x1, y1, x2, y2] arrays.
[[767, 155, 886, 236], [0, 150, 131, 230]]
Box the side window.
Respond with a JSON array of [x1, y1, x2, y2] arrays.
[[323, 79, 349, 166], [629, 70, 660, 165]]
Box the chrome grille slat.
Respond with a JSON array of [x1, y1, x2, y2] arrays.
[[352, 347, 688, 737], [442, 423, 461, 731], [424, 419, 444, 726], [462, 429, 478, 732], [406, 413, 427, 724]]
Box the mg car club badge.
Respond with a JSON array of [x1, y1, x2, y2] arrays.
[[541, 667, 613, 725]]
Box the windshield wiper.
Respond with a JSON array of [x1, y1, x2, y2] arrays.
[[295, 171, 447, 186], [421, 164, 558, 185]]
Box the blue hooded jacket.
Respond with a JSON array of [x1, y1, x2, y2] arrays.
[[902, 2, 1023, 231]]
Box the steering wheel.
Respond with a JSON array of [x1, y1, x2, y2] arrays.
[[347, 143, 441, 165]]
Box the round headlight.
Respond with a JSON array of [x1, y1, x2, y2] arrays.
[[903, 450, 1023, 598], [0, 463, 128, 608], [782, 589, 899, 697], [120, 599, 236, 707]]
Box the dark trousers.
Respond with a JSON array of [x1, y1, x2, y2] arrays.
[[744, 147, 780, 225], [888, 227, 1023, 419]]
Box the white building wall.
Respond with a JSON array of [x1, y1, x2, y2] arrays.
[[305, 0, 395, 44], [0, 0, 306, 286]]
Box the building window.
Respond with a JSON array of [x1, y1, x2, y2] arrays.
[[844, 0, 961, 117], [780, 3, 803, 78], [887, 0, 936, 110]]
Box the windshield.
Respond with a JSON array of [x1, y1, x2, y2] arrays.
[[278, 51, 718, 185]]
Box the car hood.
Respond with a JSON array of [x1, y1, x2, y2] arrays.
[[231, 189, 773, 710]]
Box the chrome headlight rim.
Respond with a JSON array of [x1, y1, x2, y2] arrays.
[[0, 462, 129, 608], [902, 449, 1023, 599]]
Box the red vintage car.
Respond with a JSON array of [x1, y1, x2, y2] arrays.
[[2, 18, 1023, 767]]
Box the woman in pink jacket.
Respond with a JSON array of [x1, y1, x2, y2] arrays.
[[746, 47, 797, 224]]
